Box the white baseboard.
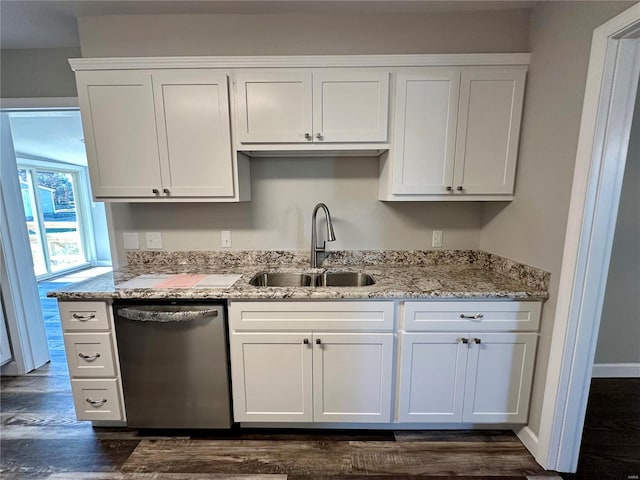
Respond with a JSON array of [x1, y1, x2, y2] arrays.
[[592, 363, 640, 378], [515, 425, 539, 459]]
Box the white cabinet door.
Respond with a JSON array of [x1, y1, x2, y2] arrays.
[[312, 333, 393, 423], [391, 68, 460, 194], [76, 70, 162, 198], [453, 67, 526, 195], [153, 70, 234, 197], [235, 72, 313, 144], [397, 333, 467, 422], [463, 332, 537, 423], [230, 332, 313, 422], [313, 70, 389, 143]]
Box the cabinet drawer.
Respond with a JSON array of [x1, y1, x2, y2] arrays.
[[230, 301, 394, 331], [63, 333, 116, 377], [403, 301, 541, 332], [59, 301, 110, 331], [71, 379, 123, 421]]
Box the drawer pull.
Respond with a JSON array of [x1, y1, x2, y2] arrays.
[[85, 397, 107, 407], [459, 313, 484, 320], [78, 353, 101, 361], [72, 313, 96, 321]]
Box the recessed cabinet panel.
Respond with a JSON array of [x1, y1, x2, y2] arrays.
[[235, 72, 313, 144], [453, 67, 526, 195], [313, 333, 393, 423], [392, 69, 460, 194], [64, 332, 116, 377], [77, 71, 162, 198], [397, 333, 466, 422], [153, 71, 234, 197], [313, 71, 389, 143]]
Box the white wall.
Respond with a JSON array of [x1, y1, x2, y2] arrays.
[[0, 48, 80, 98], [78, 10, 530, 266], [594, 84, 640, 366], [479, 1, 634, 436]]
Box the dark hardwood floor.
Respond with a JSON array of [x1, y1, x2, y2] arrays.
[[4, 280, 616, 479]]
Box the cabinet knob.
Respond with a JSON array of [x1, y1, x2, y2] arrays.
[[446, 186, 452, 192], [315, 133, 323, 140], [303, 338, 309, 345], [473, 338, 482, 345], [304, 133, 312, 140], [316, 338, 322, 345], [152, 188, 160, 195], [163, 188, 170, 195], [456, 186, 464, 191], [460, 338, 469, 344]]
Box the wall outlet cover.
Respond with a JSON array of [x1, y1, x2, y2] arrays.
[[146, 232, 163, 249], [432, 230, 443, 248], [221, 230, 232, 248], [122, 232, 140, 250]]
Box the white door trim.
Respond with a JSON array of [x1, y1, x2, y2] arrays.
[[536, 3, 640, 472]]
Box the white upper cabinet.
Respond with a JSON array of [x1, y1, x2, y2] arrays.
[[234, 69, 390, 149], [235, 72, 313, 144], [76, 69, 244, 201], [77, 70, 163, 198], [380, 65, 527, 201], [453, 67, 526, 195]]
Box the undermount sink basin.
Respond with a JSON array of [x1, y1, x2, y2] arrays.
[[315, 272, 376, 287], [249, 271, 376, 287], [249, 272, 313, 287]]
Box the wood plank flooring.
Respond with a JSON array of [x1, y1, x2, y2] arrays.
[[5, 279, 621, 479]]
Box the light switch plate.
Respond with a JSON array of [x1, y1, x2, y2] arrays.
[[221, 230, 232, 248], [432, 230, 443, 248], [146, 232, 163, 249], [122, 232, 140, 250]]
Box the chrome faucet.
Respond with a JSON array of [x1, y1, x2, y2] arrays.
[[311, 203, 336, 268]]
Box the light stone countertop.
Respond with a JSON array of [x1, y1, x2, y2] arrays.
[[46, 250, 549, 301]]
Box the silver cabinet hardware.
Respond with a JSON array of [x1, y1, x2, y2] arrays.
[[72, 313, 96, 321], [446, 186, 452, 191], [303, 338, 309, 345], [456, 186, 464, 191], [152, 188, 160, 195], [459, 313, 484, 320], [163, 188, 170, 195], [315, 133, 323, 140], [316, 338, 322, 345], [305, 133, 312, 140], [459, 338, 469, 344], [85, 397, 107, 407], [78, 353, 101, 361], [473, 338, 482, 344]]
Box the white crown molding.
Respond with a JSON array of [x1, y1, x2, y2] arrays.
[[68, 53, 531, 71]]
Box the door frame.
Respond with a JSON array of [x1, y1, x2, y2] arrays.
[[536, 3, 640, 472]]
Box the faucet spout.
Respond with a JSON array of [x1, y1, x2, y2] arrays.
[[311, 203, 336, 268]]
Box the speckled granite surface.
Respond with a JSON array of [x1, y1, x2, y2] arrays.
[[47, 250, 549, 301]]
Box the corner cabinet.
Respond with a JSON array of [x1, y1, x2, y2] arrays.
[[75, 69, 249, 202], [380, 66, 527, 201], [234, 69, 390, 153]]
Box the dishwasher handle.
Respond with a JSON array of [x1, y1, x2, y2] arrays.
[[116, 306, 219, 323]]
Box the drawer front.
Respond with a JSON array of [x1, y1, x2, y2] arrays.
[[230, 301, 394, 331], [63, 332, 116, 377], [403, 301, 541, 332], [59, 301, 110, 331], [71, 378, 123, 421]]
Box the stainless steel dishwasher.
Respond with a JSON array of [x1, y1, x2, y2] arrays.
[[113, 300, 232, 428]]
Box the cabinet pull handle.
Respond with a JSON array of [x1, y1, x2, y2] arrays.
[[459, 338, 469, 344], [72, 313, 96, 321], [315, 133, 323, 140], [316, 338, 322, 345], [152, 188, 160, 195], [304, 133, 312, 140], [446, 186, 452, 192], [459, 313, 484, 320], [163, 188, 170, 195], [303, 338, 309, 345], [78, 353, 101, 361], [473, 338, 482, 345], [456, 186, 464, 191], [85, 397, 107, 407]]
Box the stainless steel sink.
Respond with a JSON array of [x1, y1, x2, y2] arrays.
[[315, 272, 376, 287], [249, 272, 313, 287], [249, 271, 376, 287]]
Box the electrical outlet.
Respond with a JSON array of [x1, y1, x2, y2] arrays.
[[432, 230, 443, 248], [221, 230, 232, 248], [122, 232, 140, 250], [146, 232, 163, 249]]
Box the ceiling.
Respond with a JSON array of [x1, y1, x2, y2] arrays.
[[0, 0, 536, 50]]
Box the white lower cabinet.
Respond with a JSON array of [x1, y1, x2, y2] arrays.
[[398, 331, 538, 424], [229, 301, 394, 423]]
